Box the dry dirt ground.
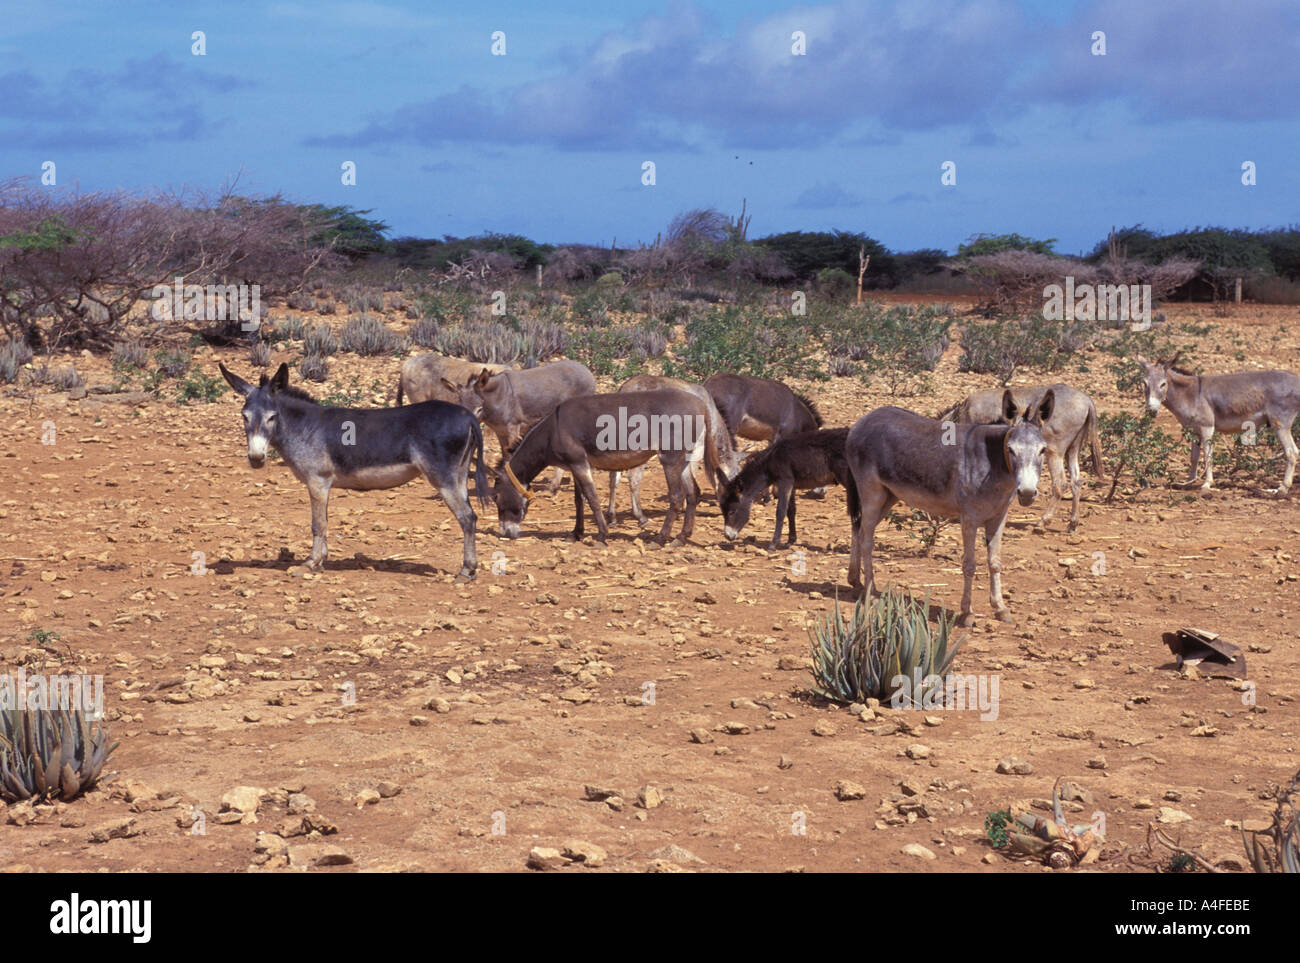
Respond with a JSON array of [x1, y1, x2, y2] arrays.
[[1, 300, 1297, 873]]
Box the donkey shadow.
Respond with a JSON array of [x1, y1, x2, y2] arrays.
[[781, 577, 960, 624], [213, 553, 447, 578]]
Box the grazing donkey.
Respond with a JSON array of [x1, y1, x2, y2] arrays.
[[607, 374, 742, 526], [449, 360, 595, 493], [720, 428, 852, 549], [493, 389, 725, 546], [396, 353, 510, 405], [846, 390, 1054, 626], [1139, 354, 1300, 493], [219, 363, 488, 580], [704, 373, 824, 447], [937, 383, 1104, 532]]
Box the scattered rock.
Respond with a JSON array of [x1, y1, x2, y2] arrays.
[[996, 757, 1033, 775], [562, 839, 607, 867], [527, 847, 565, 871], [89, 817, 138, 843], [835, 780, 867, 801], [1158, 807, 1192, 825], [901, 843, 937, 860], [637, 785, 663, 809]]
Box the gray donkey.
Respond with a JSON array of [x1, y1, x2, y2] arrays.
[[937, 383, 1104, 531], [1139, 353, 1300, 493], [846, 389, 1053, 626], [219, 363, 488, 580]]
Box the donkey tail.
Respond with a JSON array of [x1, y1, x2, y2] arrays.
[[470, 417, 490, 510], [1084, 402, 1106, 479], [396, 376, 405, 407], [844, 473, 862, 530]]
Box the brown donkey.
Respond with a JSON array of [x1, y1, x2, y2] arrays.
[[493, 389, 725, 546]]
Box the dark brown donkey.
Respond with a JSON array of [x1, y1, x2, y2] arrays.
[[703, 373, 824, 447], [493, 390, 725, 546], [720, 428, 852, 549]]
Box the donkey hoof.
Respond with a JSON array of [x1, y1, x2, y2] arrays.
[[1066, 521, 1079, 533], [455, 568, 477, 583], [670, 536, 688, 548], [994, 608, 1013, 623], [957, 613, 976, 628], [305, 558, 325, 572]]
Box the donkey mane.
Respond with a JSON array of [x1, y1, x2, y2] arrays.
[[274, 384, 319, 404], [729, 442, 776, 492], [792, 390, 824, 428], [934, 399, 965, 422]]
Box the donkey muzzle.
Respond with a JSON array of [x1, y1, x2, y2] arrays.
[[499, 521, 520, 540], [724, 526, 739, 541], [1017, 489, 1037, 507]]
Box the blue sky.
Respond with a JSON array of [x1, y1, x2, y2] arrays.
[[2, 0, 1296, 255]]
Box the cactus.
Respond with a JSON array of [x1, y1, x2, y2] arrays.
[[0, 706, 118, 803], [807, 586, 962, 705]]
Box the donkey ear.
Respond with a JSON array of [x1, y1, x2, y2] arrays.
[[268, 362, 290, 392], [218, 363, 255, 397], [1034, 389, 1055, 425], [476, 368, 494, 388], [1136, 356, 1150, 370], [1000, 389, 1019, 424]]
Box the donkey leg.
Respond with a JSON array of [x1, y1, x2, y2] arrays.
[[572, 464, 608, 543], [305, 477, 332, 570], [434, 477, 478, 580], [656, 458, 684, 545], [770, 482, 792, 550], [1036, 451, 1066, 532], [572, 485, 584, 540], [675, 466, 702, 545], [957, 517, 978, 627], [787, 486, 797, 545], [1066, 445, 1083, 531], [985, 516, 1012, 622], [1200, 428, 1216, 490], [1184, 436, 1203, 485], [606, 471, 621, 525], [629, 466, 648, 526], [851, 488, 892, 596], [1276, 415, 1298, 493]]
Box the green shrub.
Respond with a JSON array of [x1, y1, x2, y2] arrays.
[[176, 368, 224, 404], [808, 587, 963, 705], [666, 306, 824, 382], [1097, 413, 1183, 499]]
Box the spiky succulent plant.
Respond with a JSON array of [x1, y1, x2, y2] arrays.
[[0, 706, 118, 803], [808, 586, 962, 705], [1241, 768, 1300, 874]]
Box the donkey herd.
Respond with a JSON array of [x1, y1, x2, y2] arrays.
[[218, 348, 1300, 626]]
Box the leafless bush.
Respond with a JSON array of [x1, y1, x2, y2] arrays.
[[543, 245, 610, 284], [960, 250, 1097, 315], [249, 341, 273, 367], [0, 178, 345, 349], [0, 339, 34, 382], [302, 325, 339, 356], [409, 318, 440, 347]]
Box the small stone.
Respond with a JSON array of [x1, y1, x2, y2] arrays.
[[220, 786, 265, 823], [1158, 807, 1192, 825], [1133, 798, 1155, 810], [1086, 757, 1108, 770], [562, 839, 607, 867], [905, 744, 931, 760], [997, 757, 1033, 775], [648, 844, 703, 864], [584, 785, 620, 802], [409, 715, 430, 726], [778, 755, 794, 770], [723, 721, 750, 735], [637, 785, 663, 809], [835, 780, 867, 801], [378, 781, 402, 799], [356, 789, 381, 808], [243, 711, 262, 723], [688, 728, 714, 744], [88, 817, 138, 843], [1074, 678, 1095, 690], [287, 793, 316, 814], [813, 721, 837, 737], [901, 843, 937, 860], [527, 847, 565, 871]]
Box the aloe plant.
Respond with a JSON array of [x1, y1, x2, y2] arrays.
[[808, 586, 962, 705], [1241, 768, 1300, 873], [0, 706, 118, 803]]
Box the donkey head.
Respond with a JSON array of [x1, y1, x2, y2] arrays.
[[492, 460, 531, 539], [1000, 388, 1052, 506], [220, 362, 289, 468], [1137, 352, 1181, 415]]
